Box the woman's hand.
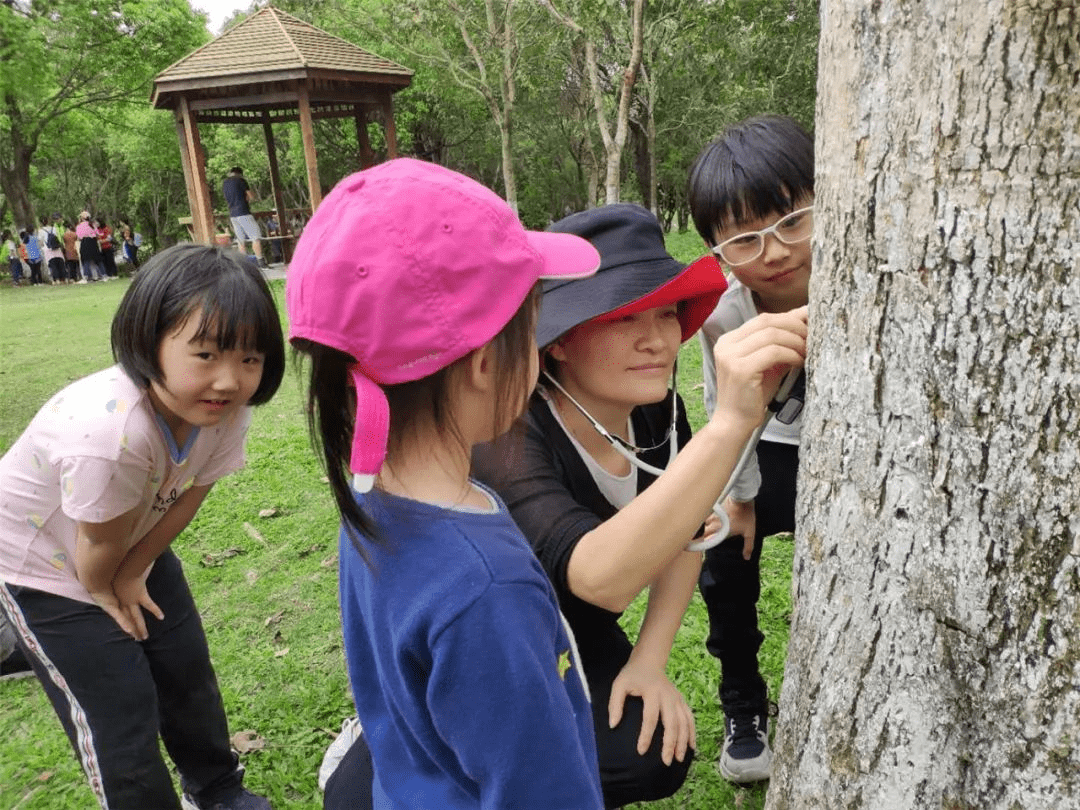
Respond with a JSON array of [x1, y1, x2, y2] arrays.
[[711, 307, 808, 429], [608, 657, 696, 765]]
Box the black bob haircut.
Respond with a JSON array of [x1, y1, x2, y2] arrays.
[[688, 114, 814, 246], [111, 243, 285, 406]]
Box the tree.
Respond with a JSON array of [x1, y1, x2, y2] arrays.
[[769, 2, 1080, 807], [335, 0, 539, 213], [541, 0, 644, 205], [0, 0, 206, 230]]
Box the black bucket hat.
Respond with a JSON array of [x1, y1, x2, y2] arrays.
[[538, 203, 727, 348]]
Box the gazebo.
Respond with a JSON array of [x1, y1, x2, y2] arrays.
[[151, 6, 413, 250]]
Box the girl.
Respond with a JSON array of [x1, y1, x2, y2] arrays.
[[286, 158, 606, 810], [0, 244, 285, 810], [22, 226, 44, 285], [472, 203, 808, 806], [76, 210, 104, 282]]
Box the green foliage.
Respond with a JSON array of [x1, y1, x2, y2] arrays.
[[0, 0, 209, 234], [3, 0, 818, 238]]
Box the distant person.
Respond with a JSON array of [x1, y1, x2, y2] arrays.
[[76, 211, 105, 283], [223, 166, 265, 266], [0, 244, 285, 810], [95, 218, 118, 277], [3, 230, 23, 286], [118, 217, 141, 270], [62, 221, 81, 282], [22, 226, 43, 285], [39, 215, 66, 284]]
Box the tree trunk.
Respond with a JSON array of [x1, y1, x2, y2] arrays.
[[0, 98, 37, 229], [769, 2, 1080, 808]]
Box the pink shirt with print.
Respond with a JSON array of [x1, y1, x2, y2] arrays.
[[0, 367, 250, 604]]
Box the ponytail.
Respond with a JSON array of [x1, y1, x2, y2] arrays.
[[294, 341, 378, 558]]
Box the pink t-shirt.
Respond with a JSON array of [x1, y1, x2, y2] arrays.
[[75, 221, 97, 239], [0, 366, 250, 603]]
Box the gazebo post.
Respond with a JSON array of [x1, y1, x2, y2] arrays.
[[262, 112, 291, 260], [297, 85, 323, 212], [174, 112, 199, 241], [178, 97, 215, 245], [354, 106, 375, 169], [177, 98, 213, 244], [382, 95, 399, 159]]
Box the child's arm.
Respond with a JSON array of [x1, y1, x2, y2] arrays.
[[608, 549, 700, 766], [76, 511, 140, 636], [700, 309, 763, 560], [111, 483, 213, 639]]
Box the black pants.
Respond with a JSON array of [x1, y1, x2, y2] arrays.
[[48, 257, 66, 283], [700, 440, 799, 718], [587, 631, 694, 808], [0, 550, 241, 809], [101, 247, 117, 277], [324, 733, 374, 810]]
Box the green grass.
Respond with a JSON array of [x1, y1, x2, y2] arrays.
[[0, 238, 793, 809]]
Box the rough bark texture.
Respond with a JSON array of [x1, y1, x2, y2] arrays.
[[769, 2, 1080, 809]]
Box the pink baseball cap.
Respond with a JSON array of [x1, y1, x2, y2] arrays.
[[286, 158, 600, 490]]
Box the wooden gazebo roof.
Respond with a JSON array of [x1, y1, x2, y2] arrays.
[[151, 6, 412, 248], [152, 6, 413, 123]]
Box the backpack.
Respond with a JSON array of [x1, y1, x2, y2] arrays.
[[45, 228, 61, 250]]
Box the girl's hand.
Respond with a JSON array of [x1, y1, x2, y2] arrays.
[[112, 568, 163, 642], [88, 588, 140, 640], [608, 657, 696, 765], [711, 307, 808, 429]]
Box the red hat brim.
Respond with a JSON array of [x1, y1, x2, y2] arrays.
[[592, 254, 728, 342]]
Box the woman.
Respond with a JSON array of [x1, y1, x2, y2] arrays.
[[473, 203, 807, 807]]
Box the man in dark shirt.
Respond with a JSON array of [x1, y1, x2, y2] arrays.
[[222, 166, 265, 265]]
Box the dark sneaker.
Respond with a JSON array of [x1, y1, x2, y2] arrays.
[[181, 786, 272, 810], [718, 713, 772, 783]]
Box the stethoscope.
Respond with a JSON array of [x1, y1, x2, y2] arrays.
[[542, 368, 804, 552]]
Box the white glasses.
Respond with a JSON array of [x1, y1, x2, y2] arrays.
[[711, 206, 814, 266]]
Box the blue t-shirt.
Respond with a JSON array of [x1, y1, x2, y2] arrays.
[[340, 484, 604, 810], [222, 175, 250, 217], [23, 234, 42, 262]]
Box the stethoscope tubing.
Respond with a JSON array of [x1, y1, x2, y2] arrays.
[[542, 368, 798, 553]]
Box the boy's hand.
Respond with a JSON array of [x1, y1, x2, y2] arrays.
[[723, 498, 757, 560], [710, 307, 808, 429]]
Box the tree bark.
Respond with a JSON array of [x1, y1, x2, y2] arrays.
[[0, 95, 37, 229], [769, 2, 1080, 808]]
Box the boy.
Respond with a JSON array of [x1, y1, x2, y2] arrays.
[[688, 114, 813, 783]]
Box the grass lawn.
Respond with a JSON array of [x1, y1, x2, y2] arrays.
[[0, 234, 794, 810]]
